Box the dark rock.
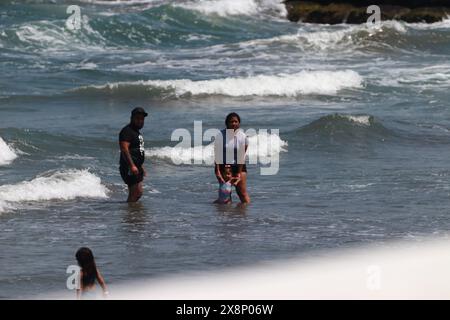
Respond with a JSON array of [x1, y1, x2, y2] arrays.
[[284, 0, 450, 24]]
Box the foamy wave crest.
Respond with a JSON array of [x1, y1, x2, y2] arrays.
[[0, 169, 108, 213], [79, 0, 159, 4], [407, 17, 450, 30], [72, 70, 363, 98], [0, 200, 10, 214], [344, 115, 372, 126], [297, 114, 395, 144], [147, 132, 288, 165], [9, 20, 107, 52], [0, 137, 18, 166], [378, 64, 450, 89], [243, 20, 407, 51], [176, 0, 286, 17]]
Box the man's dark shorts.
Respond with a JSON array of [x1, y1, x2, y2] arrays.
[[120, 165, 144, 186]]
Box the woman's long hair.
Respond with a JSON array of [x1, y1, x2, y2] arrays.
[[75, 247, 98, 287]]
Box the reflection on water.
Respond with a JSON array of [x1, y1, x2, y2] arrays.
[[214, 202, 248, 217], [121, 202, 149, 233]]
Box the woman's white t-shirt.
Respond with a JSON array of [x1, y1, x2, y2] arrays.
[[214, 128, 249, 165]]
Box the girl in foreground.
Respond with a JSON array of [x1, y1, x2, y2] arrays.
[[214, 165, 240, 204], [75, 247, 109, 300]]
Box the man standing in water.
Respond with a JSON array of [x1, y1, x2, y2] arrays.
[[119, 107, 148, 202]]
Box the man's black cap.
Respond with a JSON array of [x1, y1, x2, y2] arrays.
[[131, 107, 148, 117]]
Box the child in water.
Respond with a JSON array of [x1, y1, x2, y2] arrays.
[[214, 165, 240, 204], [75, 247, 109, 300]]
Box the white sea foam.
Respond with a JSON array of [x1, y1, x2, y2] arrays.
[[147, 132, 288, 165], [13, 20, 107, 52], [0, 137, 18, 166], [0, 200, 10, 214], [79, 0, 159, 4], [377, 64, 450, 89], [407, 17, 450, 30], [177, 0, 286, 17], [77, 70, 363, 97], [179, 0, 258, 16], [64, 61, 99, 72], [76, 0, 287, 17], [0, 169, 108, 214], [297, 29, 355, 50], [56, 154, 97, 161], [345, 115, 371, 126], [241, 20, 407, 51], [238, 31, 351, 51], [296, 22, 406, 50]]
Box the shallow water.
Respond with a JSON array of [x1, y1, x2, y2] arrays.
[[1, 0, 450, 298]]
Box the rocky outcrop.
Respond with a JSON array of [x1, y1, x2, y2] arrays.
[[284, 0, 450, 24]]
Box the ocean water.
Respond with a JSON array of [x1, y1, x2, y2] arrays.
[[1, 0, 450, 298]]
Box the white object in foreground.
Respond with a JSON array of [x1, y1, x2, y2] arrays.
[[42, 237, 450, 299], [41, 240, 450, 300]]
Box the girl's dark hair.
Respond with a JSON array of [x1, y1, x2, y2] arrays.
[[76, 247, 98, 287], [225, 112, 241, 127]]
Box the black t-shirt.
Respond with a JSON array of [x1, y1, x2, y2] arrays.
[[119, 124, 145, 167]]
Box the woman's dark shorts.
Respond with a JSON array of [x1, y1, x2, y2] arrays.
[[218, 164, 247, 176]]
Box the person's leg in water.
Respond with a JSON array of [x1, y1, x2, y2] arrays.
[[235, 172, 250, 204], [127, 182, 143, 202]]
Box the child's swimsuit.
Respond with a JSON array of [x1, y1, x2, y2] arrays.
[[218, 181, 233, 204]]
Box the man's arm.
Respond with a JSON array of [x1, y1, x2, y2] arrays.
[[119, 141, 139, 175]]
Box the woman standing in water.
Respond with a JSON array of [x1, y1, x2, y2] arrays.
[[75, 247, 109, 300], [214, 113, 251, 204]]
